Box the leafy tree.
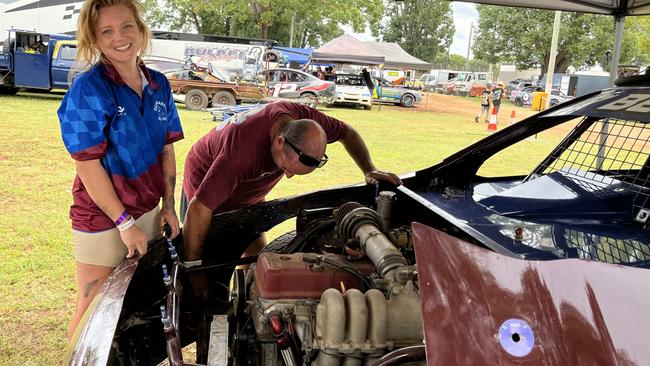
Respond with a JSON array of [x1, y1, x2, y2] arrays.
[[141, 0, 384, 47], [381, 0, 454, 64], [472, 6, 636, 73], [624, 16, 650, 66]]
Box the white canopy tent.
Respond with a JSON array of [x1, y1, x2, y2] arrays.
[[452, 0, 650, 86], [362, 41, 432, 70]]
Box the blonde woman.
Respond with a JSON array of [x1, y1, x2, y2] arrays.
[[57, 0, 183, 338]]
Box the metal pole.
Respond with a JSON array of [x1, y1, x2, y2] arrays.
[[289, 13, 296, 48], [544, 10, 561, 109], [466, 22, 473, 70], [608, 15, 625, 86]]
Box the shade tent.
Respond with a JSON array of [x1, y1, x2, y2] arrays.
[[453, 0, 650, 85], [454, 0, 650, 15], [310, 34, 385, 65], [363, 41, 432, 70]]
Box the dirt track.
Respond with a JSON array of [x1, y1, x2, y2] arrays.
[[412, 92, 540, 121]]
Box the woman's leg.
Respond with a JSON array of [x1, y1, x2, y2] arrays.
[[67, 261, 113, 339]]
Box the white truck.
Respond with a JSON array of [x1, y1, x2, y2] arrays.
[[418, 69, 456, 92]]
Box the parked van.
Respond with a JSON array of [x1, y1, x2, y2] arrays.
[[454, 71, 491, 96]]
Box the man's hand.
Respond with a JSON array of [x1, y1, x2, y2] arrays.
[[365, 169, 402, 186], [120, 225, 148, 258], [161, 207, 180, 239]]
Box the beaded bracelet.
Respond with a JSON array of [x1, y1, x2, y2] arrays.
[[117, 216, 135, 232], [114, 210, 130, 226]]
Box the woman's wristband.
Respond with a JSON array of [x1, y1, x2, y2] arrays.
[[114, 210, 130, 226], [117, 216, 135, 232]]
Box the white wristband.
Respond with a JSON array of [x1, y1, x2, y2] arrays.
[[117, 216, 135, 232], [183, 259, 203, 269]]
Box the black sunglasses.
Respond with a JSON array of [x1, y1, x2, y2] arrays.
[[284, 139, 328, 168]]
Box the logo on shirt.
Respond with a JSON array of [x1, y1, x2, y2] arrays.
[[117, 106, 126, 117], [153, 100, 167, 123]]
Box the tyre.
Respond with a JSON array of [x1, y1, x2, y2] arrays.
[[514, 97, 523, 107], [185, 89, 209, 110], [211, 91, 236, 106], [263, 230, 297, 254], [0, 86, 19, 95], [363, 104, 372, 110], [400, 94, 415, 107], [300, 92, 317, 108]]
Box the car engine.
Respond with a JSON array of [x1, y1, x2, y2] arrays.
[[231, 195, 424, 365]]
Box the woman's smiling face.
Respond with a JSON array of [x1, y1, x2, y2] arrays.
[[94, 4, 142, 66]]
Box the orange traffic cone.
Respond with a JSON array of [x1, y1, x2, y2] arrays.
[[510, 110, 516, 125], [487, 106, 498, 131]]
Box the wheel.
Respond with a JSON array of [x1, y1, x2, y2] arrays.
[[0, 86, 19, 95], [300, 92, 318, 108], [363, 104, 372, 110], [400, 94, 415, 107], [185, 89, 209, 110], [514, 97, 523, 107], [263, 230, 297, 254], [211, 91, 236, 106], [428, 86, 435, 93]]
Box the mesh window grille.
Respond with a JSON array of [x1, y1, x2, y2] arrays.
[[534, 117, 650, 266]]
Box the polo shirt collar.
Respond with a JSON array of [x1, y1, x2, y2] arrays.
[[100, 58, 159, 91]]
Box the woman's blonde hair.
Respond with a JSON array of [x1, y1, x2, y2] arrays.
[[69, 0, 151, 81]]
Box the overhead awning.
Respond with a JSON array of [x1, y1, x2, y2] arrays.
[[362, 41, 432, 70], [452, 0, 650, 15], [311, 34, 385, 65], [274, 47, 312, 65]]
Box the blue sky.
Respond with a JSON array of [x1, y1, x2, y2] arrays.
[[345, 2, 479, 59]]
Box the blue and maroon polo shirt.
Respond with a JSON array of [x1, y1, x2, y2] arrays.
[[58, 61, 184, 232]]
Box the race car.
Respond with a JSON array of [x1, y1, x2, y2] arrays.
[[373, 77, 422, 107], [511, 86, 573, 107], [261, 68, 336, 102], [66, 75, 650, 366]]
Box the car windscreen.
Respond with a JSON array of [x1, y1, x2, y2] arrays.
[[336, 75, 365, 86]]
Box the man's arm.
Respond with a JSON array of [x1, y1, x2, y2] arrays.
[[340, 127, 402, 186], [182, 197, 213, 261]]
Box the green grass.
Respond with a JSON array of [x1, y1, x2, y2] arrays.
[[0, 92, 564, 364]]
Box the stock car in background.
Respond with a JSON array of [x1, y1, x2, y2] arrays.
[[510, 86, 574, 107], [262, 68, 336, 102], [331, 73, 373, 110], [66, 75, 650, 366], [373, 77, 422, 107]]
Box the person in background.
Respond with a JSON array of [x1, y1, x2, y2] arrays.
[[57, 0, 183, 338], [316, 66, 325, 80], [491, 81, 505, 123], [475, 82, 492, 123], [361, 68, 374, 95]]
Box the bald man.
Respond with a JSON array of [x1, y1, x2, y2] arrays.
[[181, 101, 401, 298]]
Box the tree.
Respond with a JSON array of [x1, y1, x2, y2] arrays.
[[381, 0, 454, 64], [141, 0, 384, 47], [472, 6, 636, 73]]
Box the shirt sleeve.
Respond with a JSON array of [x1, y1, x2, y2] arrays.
[[278, 101, 350, 143], [194, 156, 245, 211], [57, 75, 114, 161], [158, 73, 184, 144]]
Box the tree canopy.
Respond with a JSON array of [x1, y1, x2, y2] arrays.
[[471, 6, 637, 73], [380, 0, 454, 64], [141, 0, 384, 48]]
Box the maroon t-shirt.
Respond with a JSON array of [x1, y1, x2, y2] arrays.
[[183, 101, 349, 212]]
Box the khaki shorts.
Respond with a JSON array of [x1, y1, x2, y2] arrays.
[[73, 207, 162, 267]]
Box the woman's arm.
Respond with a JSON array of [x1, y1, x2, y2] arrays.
[[160, 144, 180, 238], [75, 159, 148, 258]]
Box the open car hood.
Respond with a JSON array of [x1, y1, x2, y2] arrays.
[[413, 223, 650, 364]]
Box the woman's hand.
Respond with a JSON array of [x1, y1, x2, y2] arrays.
[[161, 206, 180, 239], [120, 225, 149, 258]]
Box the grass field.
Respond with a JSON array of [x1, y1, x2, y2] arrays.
[[0, 92, 564, 365]]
